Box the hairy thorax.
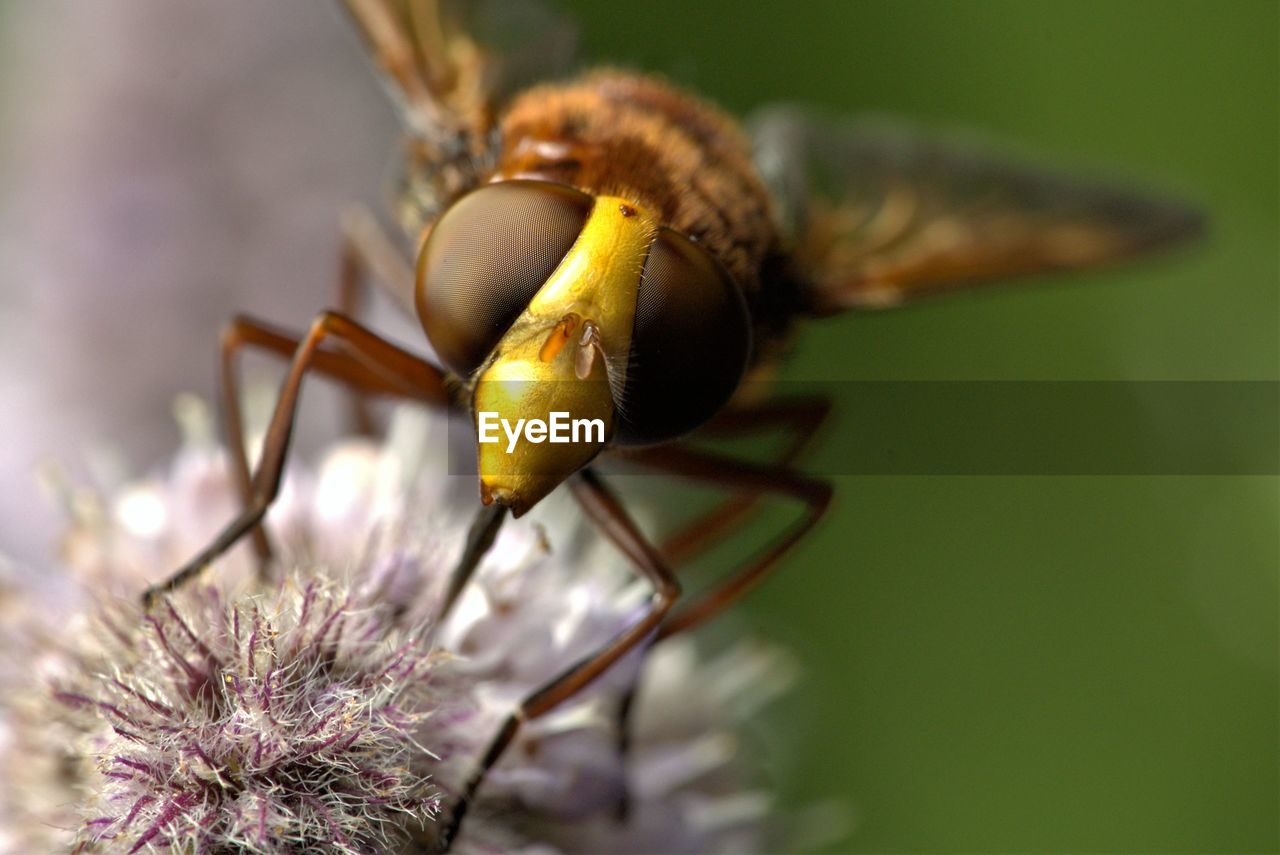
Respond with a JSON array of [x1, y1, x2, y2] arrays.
[[494, 71, 780, 297]]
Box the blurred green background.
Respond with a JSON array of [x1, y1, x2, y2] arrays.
[[560, 1, 1278, 852]]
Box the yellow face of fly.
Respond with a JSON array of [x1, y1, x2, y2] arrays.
[[472, 197, 657, 515]]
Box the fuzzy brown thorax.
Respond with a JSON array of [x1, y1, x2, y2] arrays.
[[495, 70, 779, 296]]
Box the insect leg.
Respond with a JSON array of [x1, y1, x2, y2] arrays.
[[331, 208, 519, 626], [609, 422, 831, 820], [141, 311, 449, 608], [220, 310, 437, 570], [658, 395, 831, 565], [439, 467, 681, 850], [334, 205, 419, 436], [218, 317, 281, 568], [337, 206, 418, 316], [219, 210, 418, 569], [619, 444, 832, 640], [611, 681, 642, 821], [434, 502, 508, 624]]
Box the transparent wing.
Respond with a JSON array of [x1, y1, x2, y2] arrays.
[[460, 0, 579, 99], [341, 0, 576, 143], [750, 106, 1203, 313], [341, 0, 579, 239]]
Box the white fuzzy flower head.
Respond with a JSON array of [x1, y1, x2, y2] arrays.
[[0, 401, 799, 854], [59, 578, 443, 853]]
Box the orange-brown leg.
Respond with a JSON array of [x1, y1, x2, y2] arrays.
[[439, 467, 681, 850], [220, 308, 506, 629], [624, 444, 832, 639], [219, 316, 278, 567], [610, 435, 832, 820], [333, 206, 419, 437], [142, 311, 450, 607], [221, 209, 418, 567], [334, 209, 516, 623], [442, 449, 831, 845], [657, 395, 831, 565], [219, 310, 441, 568]]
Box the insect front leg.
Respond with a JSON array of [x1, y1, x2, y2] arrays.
[[438, 467, 681, 851], [218, 209, 419, 572], [341, 202, 517, 629], [142, 311, 450, 608]]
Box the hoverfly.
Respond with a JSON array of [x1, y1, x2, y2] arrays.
[[141, 0, 1200, 846]]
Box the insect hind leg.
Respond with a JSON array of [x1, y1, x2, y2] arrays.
[[608, 395, 831, 821], [654, 395, 830, 565], [142, 311, 449, 608]]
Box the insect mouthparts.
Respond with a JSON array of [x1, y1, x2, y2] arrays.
[[575, 321, 603, 380]]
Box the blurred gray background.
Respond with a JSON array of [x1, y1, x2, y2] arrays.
[[0, 3, 406, 569]]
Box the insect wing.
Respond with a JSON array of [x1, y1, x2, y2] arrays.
[[460, 0, 579, 100], [340, 0, 581, 299], [750, 106, 1203, 313], [341, 0, 576, 140]]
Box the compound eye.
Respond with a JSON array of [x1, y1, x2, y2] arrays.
[[416, 180, 592, 375], [617, 229, 752, 445]]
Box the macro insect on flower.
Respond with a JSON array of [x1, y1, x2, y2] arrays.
[[138, 0, 1200, 846]]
